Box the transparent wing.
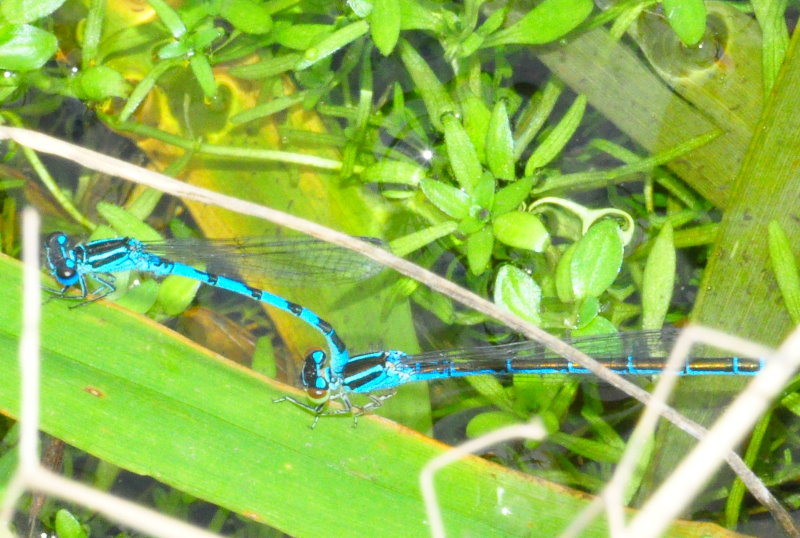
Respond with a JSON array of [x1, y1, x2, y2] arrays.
[[142, 235, 387, 287], [398, 329, 755, 373]]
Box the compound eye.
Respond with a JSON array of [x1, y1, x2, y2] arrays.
[[306, 387, 329, 404], [57, 266, 75, 279], [46, 232, 68, 248], [302, 350, 326, 381]]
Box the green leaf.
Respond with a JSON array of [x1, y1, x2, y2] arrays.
[[96, 202, 163, 242], [398, 39, 456, 131], [492, 176, 534, 217], [467, 225, 494, 275], [190, 54, 218, 98], [420, 177, 470, 219], [219, 0, 273, 34], [524, 94, 587, 175], [485, 0, 593, 46], [157, 39, 192, 59], [1, 0, 65, 24], [54, 509, 87, 538], [493, 264, 541, 325], [0, 256, 734, 536], [361, 159, 425, 187], [296, 20, 369, 70], [398, 0, 444, 32], [76, 65, 130, 100], [230, 94, 305, 124], [443, 113, 482, 192], [571, 316, 616, 337], [486, 100, 515, 180], [115, 278, 160, 314], [389, 221, 458, 257], [156, 274, 202, 317], [641, 223, 675, 330], [663, 0, 707, 47], [575, 296, 600, 329], [0, 24, 57, 71], [371, 0, 401, 56], [549, 432, 623, 463], [555, 243, 577, 303], [273, 23, 333, 51], [471, 173, 495, 210], [190, 26, 225, 49], [570, 220, 623, 300], [493, 211, 549, 252], [147, 0, 187, 38], [462, 93, 491, 164], [117, 58, 182, 122], [466, 411, 520, 437], [768, 221, 800, 324], [752, 0, 790, 94]]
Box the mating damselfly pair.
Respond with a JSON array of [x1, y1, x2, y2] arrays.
[[44, 232, 764, 425]]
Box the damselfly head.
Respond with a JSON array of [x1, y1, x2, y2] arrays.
[[44, 232, 80, 285], [301, 349, 331, 404]]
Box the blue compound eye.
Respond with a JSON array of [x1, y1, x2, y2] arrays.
[[55, 265, 78, 284]]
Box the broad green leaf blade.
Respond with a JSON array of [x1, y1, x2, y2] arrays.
[[649, 9, 800, 492], [0, 256, 723, 536], [535, 5, 761, 208]]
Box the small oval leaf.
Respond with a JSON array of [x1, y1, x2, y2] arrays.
[[467, 226, 494, 275], [493, 264, 541, 325], [486, 100, 515, 180], [362, 159, 425, 187], [420, 177, 470, 219], [641, 223, 675, 330], [54, 509, 87, 538], [493, 211, 550, 252], [370, 0, 401, 56], [555, 243, 577, 303], [570, 220, 623, 299], [663, 0, 707, 47], [462, 93, 491, 164], [466, 410, 520, 438], [443, 113, 482, 193], [492, 176, 534, 217], [77, 65, 130, 100], [0, 24, 57, 70]]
